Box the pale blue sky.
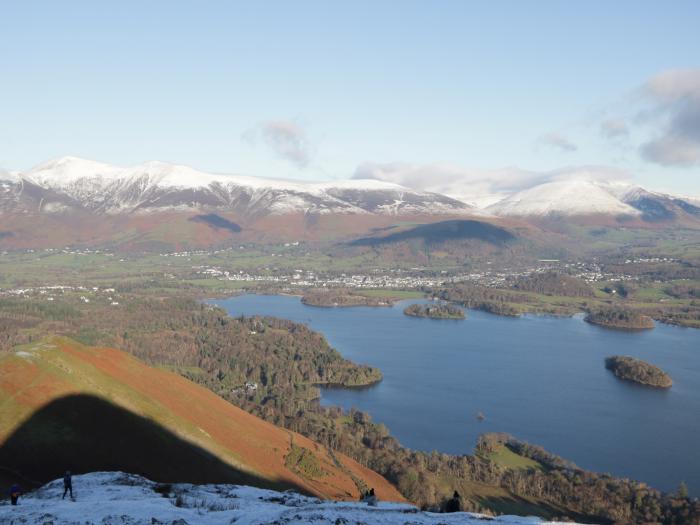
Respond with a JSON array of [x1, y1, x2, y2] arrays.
[[1, 1, 699, 195]]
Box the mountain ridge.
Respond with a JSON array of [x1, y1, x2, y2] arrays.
[[5, 156, 474, 217], [4, 156, 699, 221]]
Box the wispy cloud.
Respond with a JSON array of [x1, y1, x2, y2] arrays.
[[639, 69, 700, 167], [601, 118, 629, 140], [538, 131, 578, 152], [244, 120, 312, 168]]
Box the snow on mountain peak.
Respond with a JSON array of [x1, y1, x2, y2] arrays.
[[27, 156, 124, 184], [23, 157, 420, 193], [11, 157, 474, 216], [486, 179, 641, 217], [15, 156, 695, 220]]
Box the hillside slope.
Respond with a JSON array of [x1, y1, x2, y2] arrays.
[[0, 337, 403, 502]]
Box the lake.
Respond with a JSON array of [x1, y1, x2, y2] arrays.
[[212, 294, 700, 496]]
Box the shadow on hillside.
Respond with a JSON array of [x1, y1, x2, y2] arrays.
[[348, 220, 516, 247], [0, 393, 299, 493]]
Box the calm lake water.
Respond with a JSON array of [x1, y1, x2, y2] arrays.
[[213, 294, 700, 496]]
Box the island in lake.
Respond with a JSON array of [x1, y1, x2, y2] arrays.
[[301, 289, 394, 308], [404, 303, 465, 319], [605, 356, 673, 388], [585, 308, 655, 330]]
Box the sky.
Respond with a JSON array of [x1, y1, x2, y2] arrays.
[[1, 1, 699, 199]]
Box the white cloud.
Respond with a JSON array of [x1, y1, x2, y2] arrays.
[[639, 69, 700, 167], [538, 131, 578, 152], [244, 120, 312, 168], [353, 162, 631, 207]]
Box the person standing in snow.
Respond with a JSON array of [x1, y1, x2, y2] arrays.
[[62, 471, 74, 500], [364, 487, 377, 506], [9, 484, 21, 505], [444, 490, 461, 513]]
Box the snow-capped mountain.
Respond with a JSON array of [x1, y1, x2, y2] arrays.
[[0, 471, 576, 525], [0, 157, 474, 217], [485, 179, 639, 217], [485, 178, 700, 220], [4, 156, 699, 222], [613, 185, 700, 222]]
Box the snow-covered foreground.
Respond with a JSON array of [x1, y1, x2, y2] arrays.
[[0, 472, 575, 525]]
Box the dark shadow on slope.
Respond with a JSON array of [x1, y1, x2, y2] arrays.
[[0, 394, 298, 493], [348, 220, 515, 247], [189, 214, 242, 233]]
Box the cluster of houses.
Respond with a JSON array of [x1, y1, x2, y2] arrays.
[[190, 257, 652, 291], [0, 285, 121, 305]]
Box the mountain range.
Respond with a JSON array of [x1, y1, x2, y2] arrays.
[[0, 157, 472, 217], [1, 156, 699, 249], [3, 156, 699, 219]]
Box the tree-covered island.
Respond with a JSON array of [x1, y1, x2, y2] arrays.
[[605, 356, 673, 388], [403, 303, 465, 319], [301, 290, 394, 307], [585, 307, 655, 329]]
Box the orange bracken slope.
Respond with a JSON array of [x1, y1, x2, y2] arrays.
[[0, 336, 404, 502]]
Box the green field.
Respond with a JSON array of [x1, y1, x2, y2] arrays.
[[480, 444, 544, 472]]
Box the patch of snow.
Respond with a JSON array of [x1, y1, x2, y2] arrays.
[[0, 472, 577, 525], [41, 202, 73, 213]]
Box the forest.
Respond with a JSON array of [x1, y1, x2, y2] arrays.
[[431, 284, 521, 316], [508, 272, 594, 297]]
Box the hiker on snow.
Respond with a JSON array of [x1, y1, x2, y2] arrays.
[[9, 484, 22, 505], [62, 471, 73, 500], [444, 490, 461, 513], [362, 487, 377, 506]]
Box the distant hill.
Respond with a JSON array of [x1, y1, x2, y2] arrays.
[[348, 220, 516, 246], [0, 337, 404, 502]]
